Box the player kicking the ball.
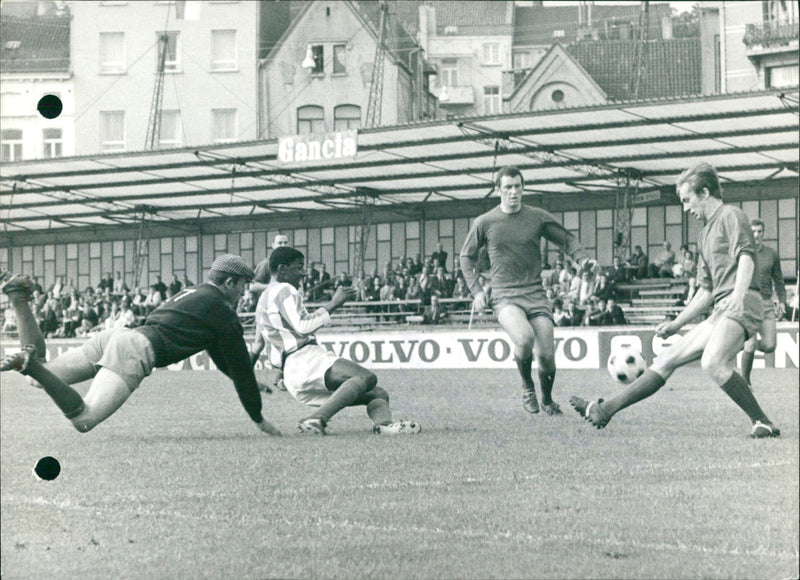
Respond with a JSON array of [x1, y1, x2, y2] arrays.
[[570, 162, 780, 438], [256, 246, 420, 435], [0, 255, 281, 437], [460, 165, 593, 416]]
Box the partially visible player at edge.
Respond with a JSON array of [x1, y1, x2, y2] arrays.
[[0, 255, 281, 436], [460, 165, 594, 416], [570, 162, 780, 438], [256, 246, 420, 435], [250, 233, 290, 392], [740, 218, 787, 386]]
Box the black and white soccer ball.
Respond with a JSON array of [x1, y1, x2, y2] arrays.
[[607, 345, 646, 384]]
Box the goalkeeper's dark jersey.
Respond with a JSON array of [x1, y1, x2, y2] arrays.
[[135, 283, 262, 422]]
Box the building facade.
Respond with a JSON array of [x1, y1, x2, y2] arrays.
[[420, 1, 515, 118], [260, 0, 435, 139], [70, 0, 259, 154], [0, 2, 74, 162]]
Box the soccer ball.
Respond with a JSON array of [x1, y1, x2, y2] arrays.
[[607, 346, 646, 384]]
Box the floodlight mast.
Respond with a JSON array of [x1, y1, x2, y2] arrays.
[[365, 1, 388, 128], [145, 34, 169, 150]]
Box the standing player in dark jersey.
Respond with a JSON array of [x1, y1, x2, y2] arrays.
[[460, 165, 594, 416], [570, 162, 780, 438], [740, 218, 787, 386], [0, 255, 281, 436]]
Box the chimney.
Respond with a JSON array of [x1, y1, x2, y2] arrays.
[[418, 3, 435, 53], [661, 15, 673, 39]]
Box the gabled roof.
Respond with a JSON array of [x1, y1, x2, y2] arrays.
[[261, 0, 420, 70], [0, 13, 70, 73], [507, 42, 606, 109], [567, 38, 702, 101], [513, 2, 671, 46], [434, 0, 513, 36]]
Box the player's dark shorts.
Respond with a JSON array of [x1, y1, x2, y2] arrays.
[[708, 290, 763, 340], [491, 287, 553, 322]]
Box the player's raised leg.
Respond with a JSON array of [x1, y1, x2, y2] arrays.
[[2, 273, 46, 361], [570, 319, 711, 428], [529, 314, 560, 415], [702, 316, 779, 437], [497, 304, 539, 413]]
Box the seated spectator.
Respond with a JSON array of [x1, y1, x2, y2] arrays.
[[675, 246, 698, 304], [394, 275, 409, 308], [131, 287, 148, 316], [3, 306, 17, 333], [113, 271, 129, 295], [75, 318, 99, 338], [353, 270, 368, 301], [144, 285, 163, 314], [564, 267, 581, 303], [180, 273, 194, 288], [334, 271, 351, 291], [98, 272, 114, 293], [422, 294, 447, 325], [592, 273, 616, 302], [316, 263, 332, 299], [649, 241, 676, 278], [365, 276, 382, 314], [39, 299, 60, 337], [626, 246, 649, 280], [117, 298, 138, 328], [564, 301, 585, 327], [452, 275, 471, 300], [104, 301, 121, 330], [541, 262, 558, 291], [603, 297, 627, 325], [238, 288, 257, 313], [431, 266, 453, 298], [30, 276, 44, 295], [577, 270, 596, 306], [81, 302, 99, 329], [607, 256, 629, 285], [379, 276, 397, 319], [169, 274, 183, 296], [553, 299, 570, 327], [585, 298, 607, 326]]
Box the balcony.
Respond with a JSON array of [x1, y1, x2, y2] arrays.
[[438, 84, 474, 105], [743, 20, 799, 54]]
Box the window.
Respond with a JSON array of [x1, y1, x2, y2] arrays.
[[333, 44, 346, 74], [334, 105, 360, 130], [1, 129, 23, 162], [211, 30, 237, 71], [483, 86, 500, 115], [42, 128, 63, 158], [297, 105, 324, 134], [512, 51, 530, 69], [440, 59, 457, 86], [309, 45, 324, 74], [212, 109, 237, 142], [767, 64, 799, 88], [551, 89, 564, 103], [553, 29, 565, 38], [159, 110, 182, 148], [156, 31, 180, 72], [100, 111, 125, 151], [99, 32, 125, 73], [481, 43, 500, 65]]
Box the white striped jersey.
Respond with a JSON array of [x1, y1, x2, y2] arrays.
[[255, 282, 331, 369]]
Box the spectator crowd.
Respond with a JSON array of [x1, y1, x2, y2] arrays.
[[2, 239, 719, 335]]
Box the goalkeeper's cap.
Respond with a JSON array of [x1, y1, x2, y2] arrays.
[[210, 254, 255, 280]]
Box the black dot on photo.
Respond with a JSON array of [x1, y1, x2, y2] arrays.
[[37, 95, 63, 119], [34, 456, 61, 481]]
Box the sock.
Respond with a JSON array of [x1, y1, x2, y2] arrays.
[[538, 365, 556, 405], [10, 295, 47, 361], [25, 360, 86, 418], [740, 350, 754, 386], [515, 354, 535, 393], [719, 371, 769, 424], [311, 377, 368, 423], [603, 369, 666, 417], [366, 399, 392, 425]]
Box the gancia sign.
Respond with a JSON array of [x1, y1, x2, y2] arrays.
[[277, 130, 357, 165]]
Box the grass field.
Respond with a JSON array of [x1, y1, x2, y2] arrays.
[[1, 366, 798, 579]]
